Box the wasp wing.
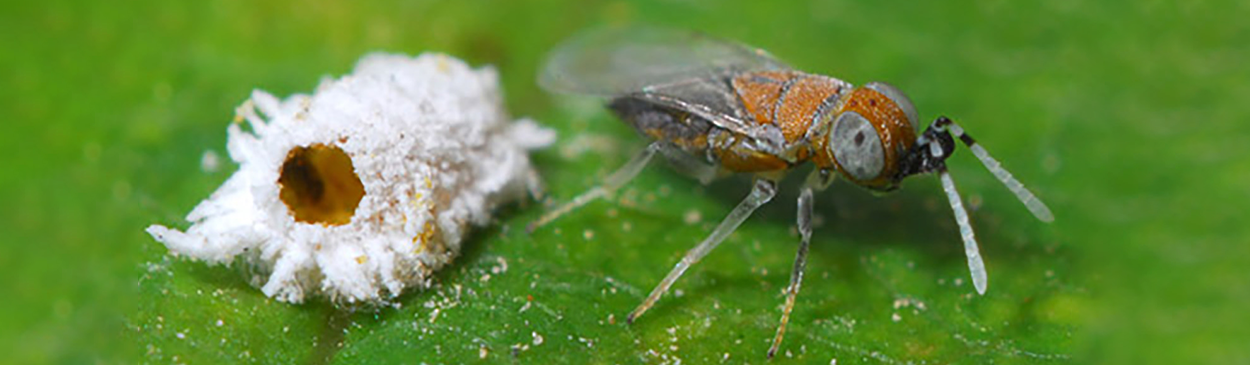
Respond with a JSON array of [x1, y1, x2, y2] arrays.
[[540, 26, 790, 95], [540, 26, 791, 142]]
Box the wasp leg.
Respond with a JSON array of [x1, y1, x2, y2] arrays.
[[655, 143, 721, 185], [527, 142, 662, 232], [768, 183, 816, 358], [627, 178, 778, 323]]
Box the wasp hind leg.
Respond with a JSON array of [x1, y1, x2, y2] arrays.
[[527, 142, 663, 233], [627, 178, 778, 323]]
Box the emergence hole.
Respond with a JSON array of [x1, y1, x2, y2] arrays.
[[278, 143, 365, 226]]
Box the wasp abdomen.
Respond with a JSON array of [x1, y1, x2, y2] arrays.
[[610, 96, 791, 173], [609, 96, 714, 155]]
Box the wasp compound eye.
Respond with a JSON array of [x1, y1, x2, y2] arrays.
[[830, 111, 885, 181]]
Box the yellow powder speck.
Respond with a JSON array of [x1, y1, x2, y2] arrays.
[[683, 209, 702, 225], [437, 55, 450, 73]]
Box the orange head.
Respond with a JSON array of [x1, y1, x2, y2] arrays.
[[813, 82, 929, 191]]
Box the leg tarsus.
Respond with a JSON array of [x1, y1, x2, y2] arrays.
[[767, 186, 814, 358]]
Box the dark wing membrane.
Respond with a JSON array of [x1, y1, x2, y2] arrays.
[[628, 76, 767, 142], [539, 26, 791, 96]]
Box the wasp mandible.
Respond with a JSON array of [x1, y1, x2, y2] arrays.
[[530, 27, 1054, 358]]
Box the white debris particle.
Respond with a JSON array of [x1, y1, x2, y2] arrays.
[[200, 150, 221, 173], [891, 312, 902, 322], [683, 209, 702, 224], [429, 308, 441, 323], [492, 257, 508, 275], [892, 298, 907, 309], [892, 297, 927, 312], [145, 53, 554, 304], [532, 331, 544, 346], [511, 343, 530, 354], [479, 345, 488, 359], [215, 319, 224, 327], [175, 332, 185, 340], [830, 358, 838, 365]]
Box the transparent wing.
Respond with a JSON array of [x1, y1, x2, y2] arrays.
[[539, 26, 791, 96]]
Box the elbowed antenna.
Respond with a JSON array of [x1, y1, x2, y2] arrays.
[[936, 118, 1054, 222], [918, 116, 1056, 295]]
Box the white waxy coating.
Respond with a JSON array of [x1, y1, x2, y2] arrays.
[[146, 53, 554, 304]]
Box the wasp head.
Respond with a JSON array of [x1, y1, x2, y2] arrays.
[[893, 116, 958, 184], [820, 82, 922, 192]]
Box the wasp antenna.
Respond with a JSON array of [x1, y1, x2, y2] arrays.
[[939, 169, 988, 295], [943, 122, 1054, 223]]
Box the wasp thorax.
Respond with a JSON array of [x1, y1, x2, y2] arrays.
[[830, 111, 885, 181]]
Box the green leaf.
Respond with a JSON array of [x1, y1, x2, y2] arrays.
[[5, 0, 1249, 364]]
